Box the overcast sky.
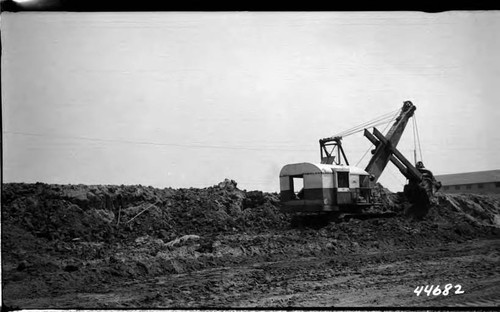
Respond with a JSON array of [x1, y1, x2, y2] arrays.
[[2, 11, 500, 192]]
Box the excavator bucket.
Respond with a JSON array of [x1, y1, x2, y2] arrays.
[[403, 182, 431, 219]]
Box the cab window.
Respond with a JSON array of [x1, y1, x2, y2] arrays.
[[290, 175, 304, 199], [337, 172, 349, 188]]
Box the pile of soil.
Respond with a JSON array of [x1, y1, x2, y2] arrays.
[[432, 193, 500, 228], [1, 180, 287, 285], [1, 179, 286, 244], [371, 183, 402, 211]]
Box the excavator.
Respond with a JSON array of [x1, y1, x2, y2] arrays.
[[279, 101, 441, 221]]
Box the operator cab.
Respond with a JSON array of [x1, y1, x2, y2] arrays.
[[279, 162, 372, 214]]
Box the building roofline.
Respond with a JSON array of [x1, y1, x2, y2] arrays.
[[435, 169, 500, 185]]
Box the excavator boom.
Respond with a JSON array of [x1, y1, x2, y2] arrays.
[[364, 127, 423, 183], [362, 100, 441, 218], [364, 101, 417, 184]]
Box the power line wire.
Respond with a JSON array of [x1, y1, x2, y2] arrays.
[[3, 130, 316, 152]]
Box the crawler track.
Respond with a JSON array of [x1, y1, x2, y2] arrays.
[[290, 211, 398, 228]]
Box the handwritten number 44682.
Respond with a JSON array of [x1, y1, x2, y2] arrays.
[[414, 284, 464, 296]]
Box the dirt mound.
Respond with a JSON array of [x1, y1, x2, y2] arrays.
[[368, 183, 404, 213], [431, 192, 500, 228], [3, 181, 499, 253], [2, 179, 287, 244], [356, 186, 500, 246], [2, 180, 289, 300], [368, 184, 500, 228]]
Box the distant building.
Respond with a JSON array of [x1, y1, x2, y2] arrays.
[[435, 170, 500, 194]]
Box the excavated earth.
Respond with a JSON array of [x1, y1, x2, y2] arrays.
[[2, 180, 500, 308]]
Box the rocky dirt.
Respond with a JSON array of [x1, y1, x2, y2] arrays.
[[2, 179, 500, 308]]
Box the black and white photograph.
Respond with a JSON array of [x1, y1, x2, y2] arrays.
[[1, 4, 500, 309]]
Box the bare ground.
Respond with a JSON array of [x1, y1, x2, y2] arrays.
[[5, 237, 500, 308]]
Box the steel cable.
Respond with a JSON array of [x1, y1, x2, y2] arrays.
[[334, 108, 401, 138], [355, 108, 401, 166]]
